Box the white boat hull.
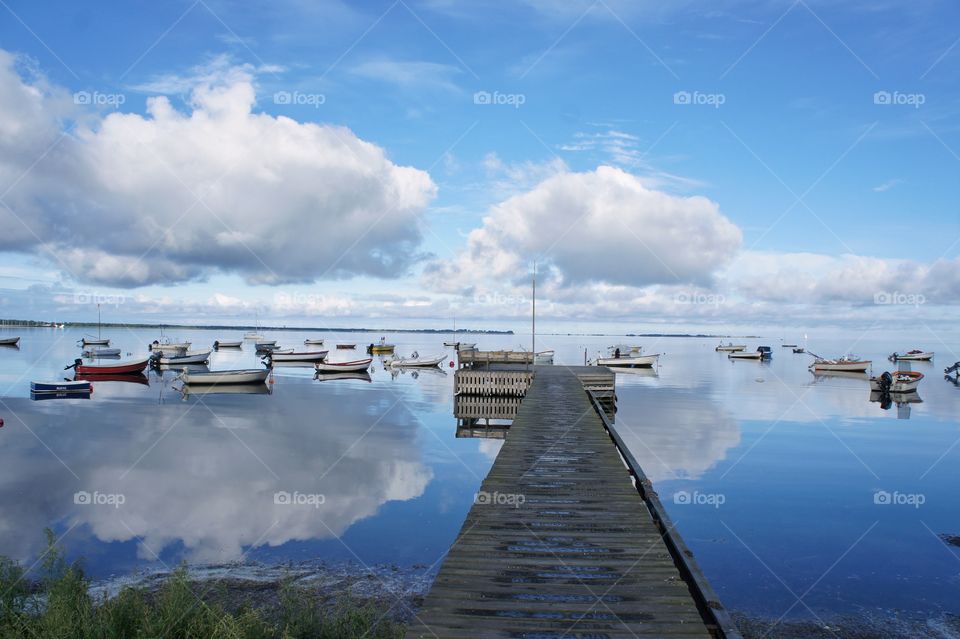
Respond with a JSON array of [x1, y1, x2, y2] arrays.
[[315, 358, 372, 373], [0, 337, 20, 346], [158, 350, 212, 365], [304, 339, 325, 345], [214, 340, 242, 348], [595, 354, 659, 368], [716, 345, 746, 352], [811, 361, 871, 373], [82, 338, 110, 346], [389, 355, 447, 368], [269, 351, 328, 362], [892, 352, 933, 361], [181, 369, 269, 385], [151, 342, 191, 352], [728, 352, 762, 360], [84, 348, 121, 357]]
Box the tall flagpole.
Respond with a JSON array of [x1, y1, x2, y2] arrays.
[[532, 261, 536, 360]]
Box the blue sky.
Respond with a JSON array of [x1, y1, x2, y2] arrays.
[[0, 0, 958, 331]]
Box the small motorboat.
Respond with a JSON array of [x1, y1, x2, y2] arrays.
[[81, 337, 110, 346], [67, 356, 151, 375], [155, 349, 212, 365], [150, 340, 191, 353], [316, 358, 373, 373], [716, 342, 746, 352], [369, 339, 396, 354], [781, 344, 798, 348], [0, 337, 20, 346], [444, 341, 477, 350], [337, 343, 356, 350], [793, 347, 806, 354], [180, 369, 270, 385], [255, 339, 278, 347], [728, 346, 772, 361], [304, 338, 325, 345], [889, 350, 934, 362], [213, 340, 242, 349], [534, 350, 555, 365], [267, 350, 329, 362], [388, 353, 447, 368], [243, 332, 264, 340], [870, 370, 924, 393], [809, 354, 871, 373], [594, 354, 660, 368], [31, 380, 93, 394], [83, 347, 121, 358]]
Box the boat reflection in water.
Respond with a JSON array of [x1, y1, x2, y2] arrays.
[[179, 383, 272, 398], [74, 373, 149, 386], [313, 371, 372, 383], [869, 390, 923, 420]]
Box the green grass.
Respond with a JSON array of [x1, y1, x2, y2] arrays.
[[0, 531, 405, 639]]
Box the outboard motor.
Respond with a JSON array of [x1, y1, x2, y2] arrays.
[[366, 343, 374, 354], [879, 371, 893, 392], [64, 358, 82, 371]]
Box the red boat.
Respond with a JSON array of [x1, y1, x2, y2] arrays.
[[67, 356, 151, 375], [75, 372, 150, 386]]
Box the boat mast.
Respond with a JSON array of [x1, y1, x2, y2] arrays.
[[532, 261, 536, 358], [97, 303, 101, 339]]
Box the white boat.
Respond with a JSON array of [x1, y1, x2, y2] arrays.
[[716, 342, 746, 352], [304, 339, 325, 345], [388, 353, 447, 368], [0, 337, 20, 346], [255, 339, 277, 347], [150, 341, 191, 353], [728, 347, 772, 361], [244, 332, 264, 340], [157, 349, 212, 365], [268, 350, 328, 362], [83, 347, 121, 357], [180, 369, 269, 385], [213, 340, 242, 348], [595, 354, 659, 368], [81, 337, 110, 346], [889, 350, 934, 362], [315, 358, 372, 373], [534, 350, 555, 365], [870, 370, 923, 393], [809, 355, 871, 373]]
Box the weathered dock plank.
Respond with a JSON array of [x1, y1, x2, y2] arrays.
[[407, 366, 731, 638]]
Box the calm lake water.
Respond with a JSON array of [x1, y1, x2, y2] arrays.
[[0, 327, 958, 626]]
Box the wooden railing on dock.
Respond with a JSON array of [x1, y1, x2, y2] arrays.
[[407, 366, 737, 639], [453, 369, 533, 396], [457, 349, 533, 368]]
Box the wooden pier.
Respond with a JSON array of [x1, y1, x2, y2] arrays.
[[407, 365, 738, 639]]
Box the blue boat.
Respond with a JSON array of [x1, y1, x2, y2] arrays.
[[30, 391, 91, 401], [30, 380, 93, 394]]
